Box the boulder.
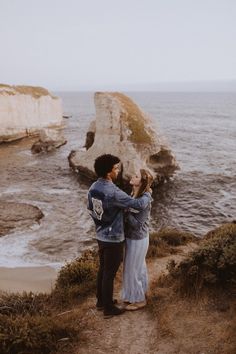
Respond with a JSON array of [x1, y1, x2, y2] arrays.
[[68, 92, 179, 185], [31, 128, 67, 154], [0, 84, 63, 143]]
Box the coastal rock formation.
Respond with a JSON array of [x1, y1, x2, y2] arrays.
[[68, 92, 179, 185], [0, 84, 63, 143], [0, 202, 44, 237], [31, 128, 67, 154]]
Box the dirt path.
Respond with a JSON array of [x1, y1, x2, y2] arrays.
[[76, 243, 197, 354]]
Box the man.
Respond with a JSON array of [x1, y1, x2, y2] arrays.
[[87, 154, 152, 318]]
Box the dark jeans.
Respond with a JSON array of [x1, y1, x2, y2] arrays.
[[97, 240, 124, 311]]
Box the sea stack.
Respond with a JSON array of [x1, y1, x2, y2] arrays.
[[0, 84, 63, 143], [68, 92, 179, 185]]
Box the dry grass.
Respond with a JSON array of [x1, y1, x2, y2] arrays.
[[148, 277, 236, 354], [147, 227, 197, 258], [0, 312, 82, 354], [0, 292, 86, 354], [0, 83, 56, 99]]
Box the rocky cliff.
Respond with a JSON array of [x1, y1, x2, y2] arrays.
[[0, 84, 63, 142], [68, 92, 179, 185]]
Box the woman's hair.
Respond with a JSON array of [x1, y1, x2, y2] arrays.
[[94, 154, 120, 178], [134, 169, 154, 198]]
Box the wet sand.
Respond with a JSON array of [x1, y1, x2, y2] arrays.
[[0, 266, 58, 294]]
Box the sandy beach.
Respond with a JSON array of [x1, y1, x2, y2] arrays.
[[0, 266, 58, 294]]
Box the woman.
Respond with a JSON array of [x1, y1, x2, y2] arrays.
[[122, 169, 153, 310]]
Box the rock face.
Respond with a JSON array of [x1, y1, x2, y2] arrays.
[[68, 92, 179, 185], [0, 84, 63, 143], [31, 128, 67, 154]]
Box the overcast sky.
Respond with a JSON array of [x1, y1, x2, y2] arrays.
[[0, 0, 236, 90]]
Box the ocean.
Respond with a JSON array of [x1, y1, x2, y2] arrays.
[[0, 92, 235, 268]]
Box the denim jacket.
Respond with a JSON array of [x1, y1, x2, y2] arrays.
[[87, 178, 152, 243], [125, 197, 153, 240]]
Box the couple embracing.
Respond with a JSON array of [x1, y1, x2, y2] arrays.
[[87, 154, 153, 319]]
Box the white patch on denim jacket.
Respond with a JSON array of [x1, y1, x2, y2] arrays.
[[92, 197, 104, 220]]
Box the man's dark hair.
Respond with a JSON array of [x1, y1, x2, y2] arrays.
[[94, 154, 120, 178]]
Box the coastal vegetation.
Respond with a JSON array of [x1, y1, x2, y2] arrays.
[[148, 222, 236, 354], [0, 250, 98, 354], [54, 250, 98, 302], [111, 92, 153, 145], [166, 222, 236, 294], [0, 224, 235, 353], [147, 227, 196, 258], [0, 84, 55, 99]]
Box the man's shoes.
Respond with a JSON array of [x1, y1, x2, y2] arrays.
[[103, 305, 126, 319], [96, 299, 118, 311]]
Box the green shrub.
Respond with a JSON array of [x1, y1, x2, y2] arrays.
[[0, 313, 79, 354], [147, 228, 196, 258], [147, 234, 175, 258], [157, 228, 196, 246], [168, 223, 236, 294], [55, 250, 98, 298]]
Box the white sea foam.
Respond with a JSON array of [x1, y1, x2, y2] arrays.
[[2, 186, 25, 194], [41, 187, 71, 195], [0, 231, 63, 269], [0, 231, 38, 267]]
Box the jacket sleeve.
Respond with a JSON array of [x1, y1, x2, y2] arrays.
[[113, 187, 151, 210]]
